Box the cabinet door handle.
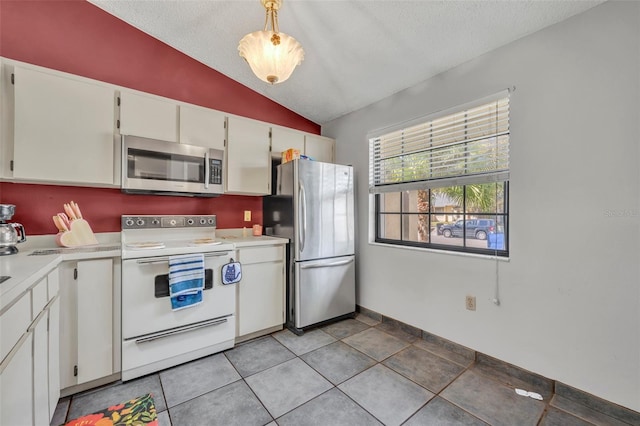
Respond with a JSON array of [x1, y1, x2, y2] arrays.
[[0, 332, 31, 374]]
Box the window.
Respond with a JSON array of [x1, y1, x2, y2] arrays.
[[369, 93, 510, 256]]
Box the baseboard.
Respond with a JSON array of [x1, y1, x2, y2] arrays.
[[355, 304, 640, 422]]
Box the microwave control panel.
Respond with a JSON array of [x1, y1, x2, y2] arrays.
[[209, 159, 223, 185]]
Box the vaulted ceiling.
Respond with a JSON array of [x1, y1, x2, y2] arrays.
[[89, 0, 604, 124]]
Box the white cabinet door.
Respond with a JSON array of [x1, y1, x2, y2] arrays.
[[48, 297, 60, 420], [0, 63, 10, 179], [226, 116, 271, 195], [271, 127, 305, 158], [0, 333, 33, 426], [32, 311, 49, 426], [179, 104, 226, 150], [59, 259, 114, 390], [58, 262, 78, 390], [305, 134, 335, 163], [119, 91, 178, 142], [237, 246, 285, 337], [77, 259, 113, 384], [13, 66, 116, 185], [0, 291, 30, 362]]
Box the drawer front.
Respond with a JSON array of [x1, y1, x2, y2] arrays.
[[122, 314, 235, 381], [239, 245, 284, 264], [47, 269, 59, 298], [0, 293, 31, 362], [31, 278, 48, 318]]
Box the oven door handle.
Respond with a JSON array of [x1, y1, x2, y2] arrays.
[[132, 316, 230, 344], [135, 251, 232, 264]]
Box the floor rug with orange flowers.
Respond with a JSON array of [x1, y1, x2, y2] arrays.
[[63, 393, 158, 426]]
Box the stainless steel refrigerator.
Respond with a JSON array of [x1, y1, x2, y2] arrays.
[[263, 159, 355, 333]]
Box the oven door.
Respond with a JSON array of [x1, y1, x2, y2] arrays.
[[121, 251, 235, 339]]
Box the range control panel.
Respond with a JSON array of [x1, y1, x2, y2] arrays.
[[121, 215, 217, 229]]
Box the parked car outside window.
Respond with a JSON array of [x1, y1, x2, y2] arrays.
[[440, 219, 495, 240]]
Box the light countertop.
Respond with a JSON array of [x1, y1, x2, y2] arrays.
[[0, 230, 288, 311], [0, 243, 121, 311], [214, 233, 289, 248]]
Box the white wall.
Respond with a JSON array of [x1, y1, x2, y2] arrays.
[[323, 1, 639, 412]]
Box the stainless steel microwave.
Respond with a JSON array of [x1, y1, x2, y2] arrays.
[[121, 135, 224, 197]]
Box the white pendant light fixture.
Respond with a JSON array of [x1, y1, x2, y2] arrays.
[[238, 0, 304, 85]]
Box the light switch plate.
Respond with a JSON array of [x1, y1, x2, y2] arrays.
[[244, 210, 251, 221]]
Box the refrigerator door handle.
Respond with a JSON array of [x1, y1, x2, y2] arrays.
[[299, 181, 307, 252], [300, 258, 354, 269]]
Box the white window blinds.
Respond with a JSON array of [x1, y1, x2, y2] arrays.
[[369, 94, 510, 193]]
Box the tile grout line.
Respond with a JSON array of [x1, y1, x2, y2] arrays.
[[288, 322, 386, 424], [221, 350, 277, 424], [291, 321, 398, 425]]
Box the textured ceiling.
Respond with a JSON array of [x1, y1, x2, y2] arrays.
[[88, 0, 604, 125]]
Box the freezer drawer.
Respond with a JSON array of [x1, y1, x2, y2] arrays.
[[294, 255, 355, 328]]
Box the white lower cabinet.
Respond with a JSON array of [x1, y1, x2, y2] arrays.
[[236, 245, 285, 338], [33, 310, 50, 425], [60, 258, 114, 390], [48, 297, 61, 418], [0, 333, 33, 426], [0, 269, 60, 426]]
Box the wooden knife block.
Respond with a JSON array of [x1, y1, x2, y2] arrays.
[[55, 219, 99, 247]]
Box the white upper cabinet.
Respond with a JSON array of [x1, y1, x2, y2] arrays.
[[271, 126, 305, 157], [12, 66, 116, 185], [119, 91, 178, 142], [305, 134, 335, 163], [179, 104, 226, 150], [226, 116, 271, 195]]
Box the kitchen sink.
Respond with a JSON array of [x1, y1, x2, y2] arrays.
[[29, 245, 121, 256]]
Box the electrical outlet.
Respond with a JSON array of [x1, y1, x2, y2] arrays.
[[465, 295, 476, 311], [244, 210, 251, 222]]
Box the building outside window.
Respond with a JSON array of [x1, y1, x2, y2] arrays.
[[369, 92, 510, 256]]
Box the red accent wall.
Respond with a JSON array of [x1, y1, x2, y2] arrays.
[[1, 182, 263, 236], [0, 0, 318, 235]]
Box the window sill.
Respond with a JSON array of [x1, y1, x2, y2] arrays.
[[368, 240, 510, 261]]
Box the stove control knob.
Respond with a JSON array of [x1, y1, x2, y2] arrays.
[[136, 219, 145, 226], [169, 219, 177, 226], [200, 218, 207, 225], [187, 219, 195, 225], [125, 219, 134, 227], [151, 219, 160, 226], [208, 218, 215, 225]]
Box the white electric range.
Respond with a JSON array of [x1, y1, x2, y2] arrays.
[[120, 215, 236, 381]]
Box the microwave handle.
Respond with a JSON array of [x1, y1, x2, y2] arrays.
[[204, 151, 210, 189]]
